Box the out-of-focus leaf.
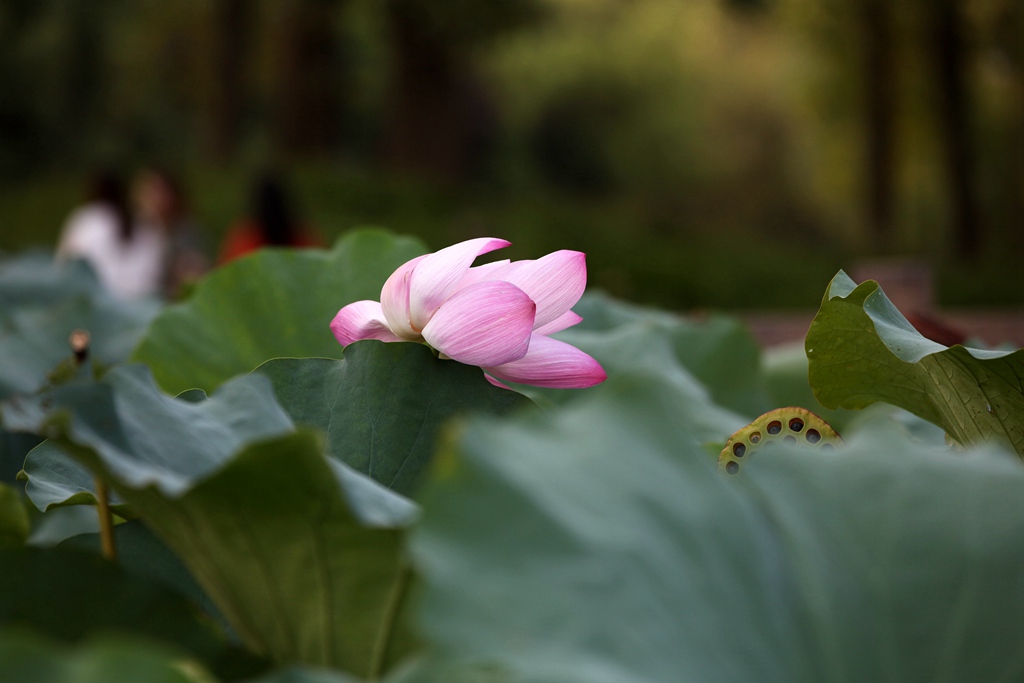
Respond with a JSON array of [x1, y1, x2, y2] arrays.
[[761, 342, 851, 430], [246, 665, 365, 683], [570, 292, 770, 417], [5, 365, 418, 677], [410, 375, 1024, 682], [25, 506, 99, 548], [131, 230, 427, 395], [0, 290, 157, 399], [0, 429, 41, 485], [8, 367, 293, 514], [97, 432, 416, 677], [254, 342, 532, 495], [0, 255, 99, 310], [17, 440, 127, 514], [0, 482, 29, 547], [529, 298, 751, 450], [0, 630, 211, 683], [0, 547, 229, 663], [59, 520, 225, 630], [807, 270, 1024, 455], [18, 342, 526, 506]]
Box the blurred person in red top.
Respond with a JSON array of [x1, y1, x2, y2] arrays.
[[219, 173, 322, 264]]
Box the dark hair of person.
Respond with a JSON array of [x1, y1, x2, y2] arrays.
[[88, 171, 132, 241], [252, 174, 298, 246]]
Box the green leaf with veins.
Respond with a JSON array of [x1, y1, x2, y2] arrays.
[[16, 343, 531, 511], [131, 229, 427, 395], [407, 376, 1024, 682], [4, 364, 418, 676], [253, 341, 532, 496], [806, 270, 1024, 456]]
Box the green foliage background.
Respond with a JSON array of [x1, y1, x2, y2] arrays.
[[2, 0, 1023, 309]]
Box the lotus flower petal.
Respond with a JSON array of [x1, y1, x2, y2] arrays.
[[421, 280, 535, 367], [485, 334, 607, 389], [533, 311, 583, 336], [455, 259, 511, 291], [330, 300, 404, 345], [408, 238, 510, 332], [381, 254, 427, 339], [331, 236, 605, 390], [501, 250, 587, 329]]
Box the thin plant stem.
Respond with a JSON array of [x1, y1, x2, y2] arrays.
[[95, 477, 117, 562]]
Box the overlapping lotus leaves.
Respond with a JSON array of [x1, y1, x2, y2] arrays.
[[9, 366, 295, 514], [131, 229, 427, 395], [807, 270, 1024, 456], [567, 292, 772, 417], [410, 376, 1024, 682], [18, 342, 530, 511], [4, 364, 419, 677], [253, 341, 532, 496], [0, 253, 158, 486], [0, 547, 233, 669], [0, 254, 158, 399], [531, 302, 751, 449]]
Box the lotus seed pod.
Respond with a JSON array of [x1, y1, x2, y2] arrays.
[[718, 407, 842, 475]]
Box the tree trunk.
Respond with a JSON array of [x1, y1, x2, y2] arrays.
[[209, 0, 252, 164], [862, 0, 896, 254], [272, 0, 342, 157], [929, 0, 981, 260], [996, 1, 1024, 254], [382, 1, 470, 182]]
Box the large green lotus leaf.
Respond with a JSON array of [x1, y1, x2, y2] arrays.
[[569, 292, 771, 417], [131, 230, 427, 395], [26, 507, 100, 548], [248, 666, 365, 683], [0, 252, 158, 400], [0, 482, 29, 547], [0, 293, 158, 400], [0, 254, 101, 310], [4, 365, 418, 676], [96, 432, 417, 677], [523, 311, 750, 450], [0, 547, 230, 664], [253, 342, 532, 496], [17, 343, 528, 509], [807, 270, 1024, 455], [762, 342, 853, 431], [409, 375, 1024, 682], [8, 366, 294, 514], [59, 520, 226, 630], [0, 631, 210, 683]]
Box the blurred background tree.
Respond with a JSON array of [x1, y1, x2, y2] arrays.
[[1, 0, 1021, 309]]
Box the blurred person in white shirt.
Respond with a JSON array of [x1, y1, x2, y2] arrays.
[[56, 170, 167, 299]]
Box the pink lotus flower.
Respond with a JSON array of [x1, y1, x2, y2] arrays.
[[330, 237, 606, 389]]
